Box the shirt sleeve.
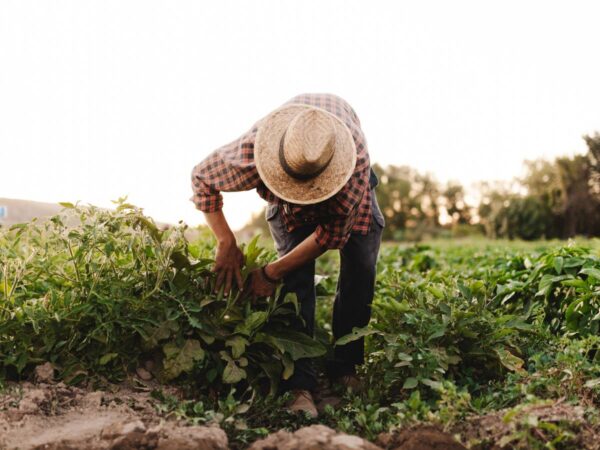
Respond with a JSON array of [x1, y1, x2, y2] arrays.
[[190, 128, 260, 213]]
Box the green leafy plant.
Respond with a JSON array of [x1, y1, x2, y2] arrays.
[[4, 209, 600, 449], [0, 200, 325, 396]]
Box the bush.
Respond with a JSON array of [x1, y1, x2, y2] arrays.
[[0, 201, 324, 394]]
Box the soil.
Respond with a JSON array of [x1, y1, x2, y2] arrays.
[[248, 424, 381, 450], [0, 378, 468, 450], [376, 425, 466, 450], [0, 379, 227, 450], [453, 398, 600, 450], [2, 371, 599, 450]]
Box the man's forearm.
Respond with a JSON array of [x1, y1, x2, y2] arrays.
[[204, 210, 235, 244], [204, 210, 325, 284], [266, 232, 326, 280]]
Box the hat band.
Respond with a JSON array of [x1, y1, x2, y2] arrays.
[[278, 130, 334, 181]]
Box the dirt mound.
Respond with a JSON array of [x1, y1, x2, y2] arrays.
[[0, 380, 227, 450], [451, 399, 589, 450], [248, 424, 382, 450], [377, 425, 466, 450]]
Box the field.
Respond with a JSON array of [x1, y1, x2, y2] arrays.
[[2, 202, 600, 450]]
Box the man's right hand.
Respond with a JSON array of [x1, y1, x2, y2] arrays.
[[202, 210, 245, 297], [213, 238, 244, 296]]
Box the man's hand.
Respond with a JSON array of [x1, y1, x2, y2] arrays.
[[247, 266, 278, 298], [203, 211, 326, 298], [203, 210, 244, 296], [213, 238, 244, 296]]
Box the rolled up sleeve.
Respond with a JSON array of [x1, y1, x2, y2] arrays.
[[190, 168, 224, 213], [190, 129, 260, 213]]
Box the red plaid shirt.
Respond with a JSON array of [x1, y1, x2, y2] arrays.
[[190, 93, 372, 249]]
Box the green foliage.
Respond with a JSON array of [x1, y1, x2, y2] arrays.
[[489, 244, 600, 336], [147, 239, 600, 448], [332, 242, 600, 418], [354, 247, 537, 399], [0, 201, 324, 395], [4, 205, 600, 448]]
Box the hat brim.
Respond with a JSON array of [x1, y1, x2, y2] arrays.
[[254, 104, 357, 205]]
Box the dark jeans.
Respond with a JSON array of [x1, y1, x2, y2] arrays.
[[266, 189, 384, 391]]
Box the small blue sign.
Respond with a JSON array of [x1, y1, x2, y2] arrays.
[[0, 206, 6, 219]]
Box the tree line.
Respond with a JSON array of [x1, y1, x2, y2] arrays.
[[376, 133, 600, 240]]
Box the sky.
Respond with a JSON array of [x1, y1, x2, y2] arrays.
[[1, 1, 599, 230]]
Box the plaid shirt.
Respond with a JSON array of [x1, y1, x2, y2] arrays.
[[190, 93, 372, 249]]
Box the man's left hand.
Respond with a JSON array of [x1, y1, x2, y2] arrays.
[[247, 266, 279, 298]]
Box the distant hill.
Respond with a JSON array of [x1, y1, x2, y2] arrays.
[[0, 198, 63, 226]]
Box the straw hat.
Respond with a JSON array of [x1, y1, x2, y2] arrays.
[[254, 104, 357, 205]]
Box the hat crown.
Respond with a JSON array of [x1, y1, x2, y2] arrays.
[[282, 109, 336, 177]]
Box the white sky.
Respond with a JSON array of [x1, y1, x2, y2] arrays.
[[1, 1, 599, 230]]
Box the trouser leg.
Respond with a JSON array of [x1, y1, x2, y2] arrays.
[[330, 220, 383, 378], [266, 205, 317, 391]]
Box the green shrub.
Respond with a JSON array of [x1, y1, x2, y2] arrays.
[[0, 201, 324, 394]]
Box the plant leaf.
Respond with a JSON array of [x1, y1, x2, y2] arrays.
[[265, 330, 326, 360], [494, 347, 525, 373], [282, 353, 294, 380], [403, 377, 418, 389], [226, 335, 248, 359], [335, 326, 381, 346], [220, 351, 247, 384], [235, 311, 268, 336], [554, 256, 564, 274], [99, 353, 118, 365], [163, 339, 205, 380], [581, 267, 600, 281]]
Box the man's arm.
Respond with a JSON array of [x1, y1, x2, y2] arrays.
[[191, 129, 260, 296], [246, 231, 326, 298], [266, 231, 325, 280]]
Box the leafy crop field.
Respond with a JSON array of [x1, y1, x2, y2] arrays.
[[2, 203, 600, 449]]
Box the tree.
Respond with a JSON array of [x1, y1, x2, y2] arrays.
[[442, 182, 472, 225], [554, 153, 600, 237], [478, 132, 600, 240], [585, 133, 600, 198], [373, 164, 442, 240]]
